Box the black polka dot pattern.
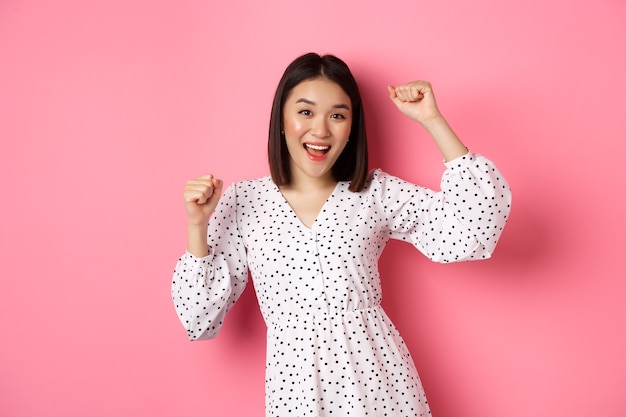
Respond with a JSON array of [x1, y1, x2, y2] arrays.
[[172, 152, 512, 416]]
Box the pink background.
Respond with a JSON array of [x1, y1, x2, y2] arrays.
[[1, 0, 625, 416]]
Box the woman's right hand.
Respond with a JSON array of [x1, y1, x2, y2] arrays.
[[183, 174, 224, 226]]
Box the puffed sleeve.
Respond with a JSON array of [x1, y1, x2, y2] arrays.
[[375, 152, 511, 263], [171, 183, 249, 340]]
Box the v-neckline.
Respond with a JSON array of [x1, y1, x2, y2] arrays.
[[273, 179, 341, 231]]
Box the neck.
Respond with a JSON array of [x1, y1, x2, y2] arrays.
[[284, 170, 337, 193]]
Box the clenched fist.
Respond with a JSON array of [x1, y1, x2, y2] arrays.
[[388, 80, 442, 125], [183, 174, 223, 226]]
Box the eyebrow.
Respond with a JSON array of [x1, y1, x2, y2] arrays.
[[295, 98, 350, 110]]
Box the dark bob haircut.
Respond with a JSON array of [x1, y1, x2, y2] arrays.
[[268, 53, 368, 192]]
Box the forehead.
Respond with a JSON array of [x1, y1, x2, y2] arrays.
[[286, 78, 351, 105]]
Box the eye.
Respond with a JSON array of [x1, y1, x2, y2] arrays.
[[298, 109, 312, 116], [331, 113, 346, 120]]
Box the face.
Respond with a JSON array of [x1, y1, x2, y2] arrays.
[[282, 78, 352, 184]]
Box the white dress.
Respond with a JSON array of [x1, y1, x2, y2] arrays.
[[172, 152, 511, 416]]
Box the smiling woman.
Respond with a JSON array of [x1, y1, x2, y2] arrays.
[[172, 52, 512, 416], [282, 78, 352, 190], [268, 53, 370, 193]]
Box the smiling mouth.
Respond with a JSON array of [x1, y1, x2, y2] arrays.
[[304, 143, 331, 156]]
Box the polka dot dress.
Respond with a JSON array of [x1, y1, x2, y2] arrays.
[[172, 152, 511, 416]]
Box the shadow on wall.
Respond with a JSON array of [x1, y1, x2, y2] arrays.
[[487, 200, 552, 272], [220, 277, 267, 344]]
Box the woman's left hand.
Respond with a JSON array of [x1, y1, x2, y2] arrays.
[[388, 81, 442, 125]]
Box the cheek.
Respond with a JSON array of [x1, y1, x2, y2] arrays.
[[283, 116, 304, 136], [336, 124, 352, 142]]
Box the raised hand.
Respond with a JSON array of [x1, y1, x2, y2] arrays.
[[388, 81, 468, 162], [183, 174, 224, 226], [388, 81, 442, 125]]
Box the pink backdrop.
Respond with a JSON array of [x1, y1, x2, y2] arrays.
[[1, 0, 625, 416]]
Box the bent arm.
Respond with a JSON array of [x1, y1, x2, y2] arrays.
[[171, 184, 248, 340]]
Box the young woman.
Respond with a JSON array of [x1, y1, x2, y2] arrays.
[[172, 53, 511, 416]]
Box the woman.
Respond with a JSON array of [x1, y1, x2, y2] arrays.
[[172, 52, 511, 416]]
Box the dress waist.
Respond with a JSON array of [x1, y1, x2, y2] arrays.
[[268, 304, 383, 330]]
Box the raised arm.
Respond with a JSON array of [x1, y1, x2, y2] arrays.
[[385, 81, 511, 262], [173, 177, 249, 341]]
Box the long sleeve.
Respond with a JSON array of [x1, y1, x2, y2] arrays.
[[376, 152, 511, 263], [171, 183, 249, 340]]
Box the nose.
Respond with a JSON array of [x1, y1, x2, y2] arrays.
[[311, 116, 330, 138]]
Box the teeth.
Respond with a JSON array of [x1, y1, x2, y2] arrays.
[[305, 144, 330, 151]]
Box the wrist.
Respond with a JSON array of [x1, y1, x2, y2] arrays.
[[188, 218, 208, 225], [187, 223, 209, 258], [187, 223, 208, 246], [418, 113, 446, 130]]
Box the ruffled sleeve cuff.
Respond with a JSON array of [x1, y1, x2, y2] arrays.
[[443, 151, 473, 170], [183, 249, 213, 264]]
